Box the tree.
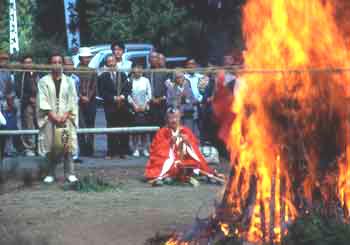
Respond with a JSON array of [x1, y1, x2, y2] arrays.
[[176, 0, 245, 65], [0, 0, 40, 55], [79, 0, 190, 54], [17, 0, 37, 53], [0, 0, 9, 51]]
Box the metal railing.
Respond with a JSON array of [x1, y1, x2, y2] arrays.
[[0, 126, 160, 136]]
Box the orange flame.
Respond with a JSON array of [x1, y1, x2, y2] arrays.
[[164, 1, 350, 244], [219, 222, 230, 236], [164, 238, 189, 245], [223, 0, 350, 243]]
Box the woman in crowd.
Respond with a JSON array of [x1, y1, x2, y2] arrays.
[[128, 63, 152, 157]]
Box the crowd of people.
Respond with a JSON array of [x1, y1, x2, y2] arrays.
[[0, 42, 239, 183]]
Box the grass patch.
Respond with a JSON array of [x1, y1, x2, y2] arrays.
[[211, 212, 350, 245], [282, 212, 350, 245], [63, 174, 122, 193], [147, 212, 350, 245]]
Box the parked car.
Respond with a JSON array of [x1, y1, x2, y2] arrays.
[[73, 43, 154, 67], [89, 50, 151, 69], [165, 56, 188, 68]]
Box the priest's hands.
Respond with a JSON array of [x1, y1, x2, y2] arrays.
[[181, 134, 190, 144], [48, 112, 71, 126], [171, 135, 177, 145], [170, 134, 189, 145]]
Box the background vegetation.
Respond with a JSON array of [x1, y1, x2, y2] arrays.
[[0, 0, 244, 64]]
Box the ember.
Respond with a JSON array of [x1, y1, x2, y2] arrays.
[[164, 0, 350, 244]]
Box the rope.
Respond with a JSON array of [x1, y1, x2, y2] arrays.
[[0, 126, 160, 136], [1, 63, 350, 74]]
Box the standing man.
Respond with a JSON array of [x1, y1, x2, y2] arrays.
[[145, 51, 168, 127], [63, 57, 81, 164], [183, 58, 203, 137], [76, 47, 96, 157], [19, 55, 40, 156], [166, 71, 196, 131], [0, 52, 12, 158], [111, 42, 132, 75], [37, 52, 78, 184], [0, 51, 23, 156], [158, 53, 167, 68], [98, 54, 132, 159]]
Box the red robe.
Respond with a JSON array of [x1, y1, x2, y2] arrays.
[[145, 127, 214, 180]]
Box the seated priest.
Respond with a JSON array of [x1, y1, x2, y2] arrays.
[[145, 107, 224, 185]]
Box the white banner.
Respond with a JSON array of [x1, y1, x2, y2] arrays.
[[63, 0, 81, 52], [9, 0, 19, 54]]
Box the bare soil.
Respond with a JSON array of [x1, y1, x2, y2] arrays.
[[0, 159, 226, 245]]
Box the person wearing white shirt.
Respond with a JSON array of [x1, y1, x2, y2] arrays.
[[128, 63, 152, 157], [111, 42, 133, 75]]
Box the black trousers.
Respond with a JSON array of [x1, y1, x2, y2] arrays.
[[149, 100, 166, 127], [78, 102, 96, 156], [104, 106, 131, 156]]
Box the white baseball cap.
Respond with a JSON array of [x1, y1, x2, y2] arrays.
[[78, 47, 93, 57]]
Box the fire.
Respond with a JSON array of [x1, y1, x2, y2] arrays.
[[163, 0, 350, 244], [164, 238, 189, 245], [219, 222, 230, 236], [222, 0, 350, 243]]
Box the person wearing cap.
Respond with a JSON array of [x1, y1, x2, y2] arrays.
[[76, 47, 97, 157]]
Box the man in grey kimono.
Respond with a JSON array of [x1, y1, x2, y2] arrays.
[[166, 71, 197, 133], [37, 52, 78, 184]]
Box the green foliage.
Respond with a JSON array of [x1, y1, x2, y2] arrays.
[[27, 35, 67, 62], [282, 213, 350, 245], [84, 0, 190, 54], [64, 174, 121, 192], [0, 0, 9, 51], [17, 0, 36, 52], [0, 0, 37, 54]]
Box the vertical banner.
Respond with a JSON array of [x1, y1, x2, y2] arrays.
[[63, 0, 81, 53], [9, 0, 19, 54]]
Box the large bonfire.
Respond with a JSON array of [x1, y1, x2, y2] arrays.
[[165, 0, 350, 244], [223, 0, 350, 243]]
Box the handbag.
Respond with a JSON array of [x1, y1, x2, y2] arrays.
[[51, 98, 72, 156], [52, 126, 72, 157]]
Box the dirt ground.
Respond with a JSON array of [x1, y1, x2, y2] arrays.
[[0, 157, 227, 245]]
